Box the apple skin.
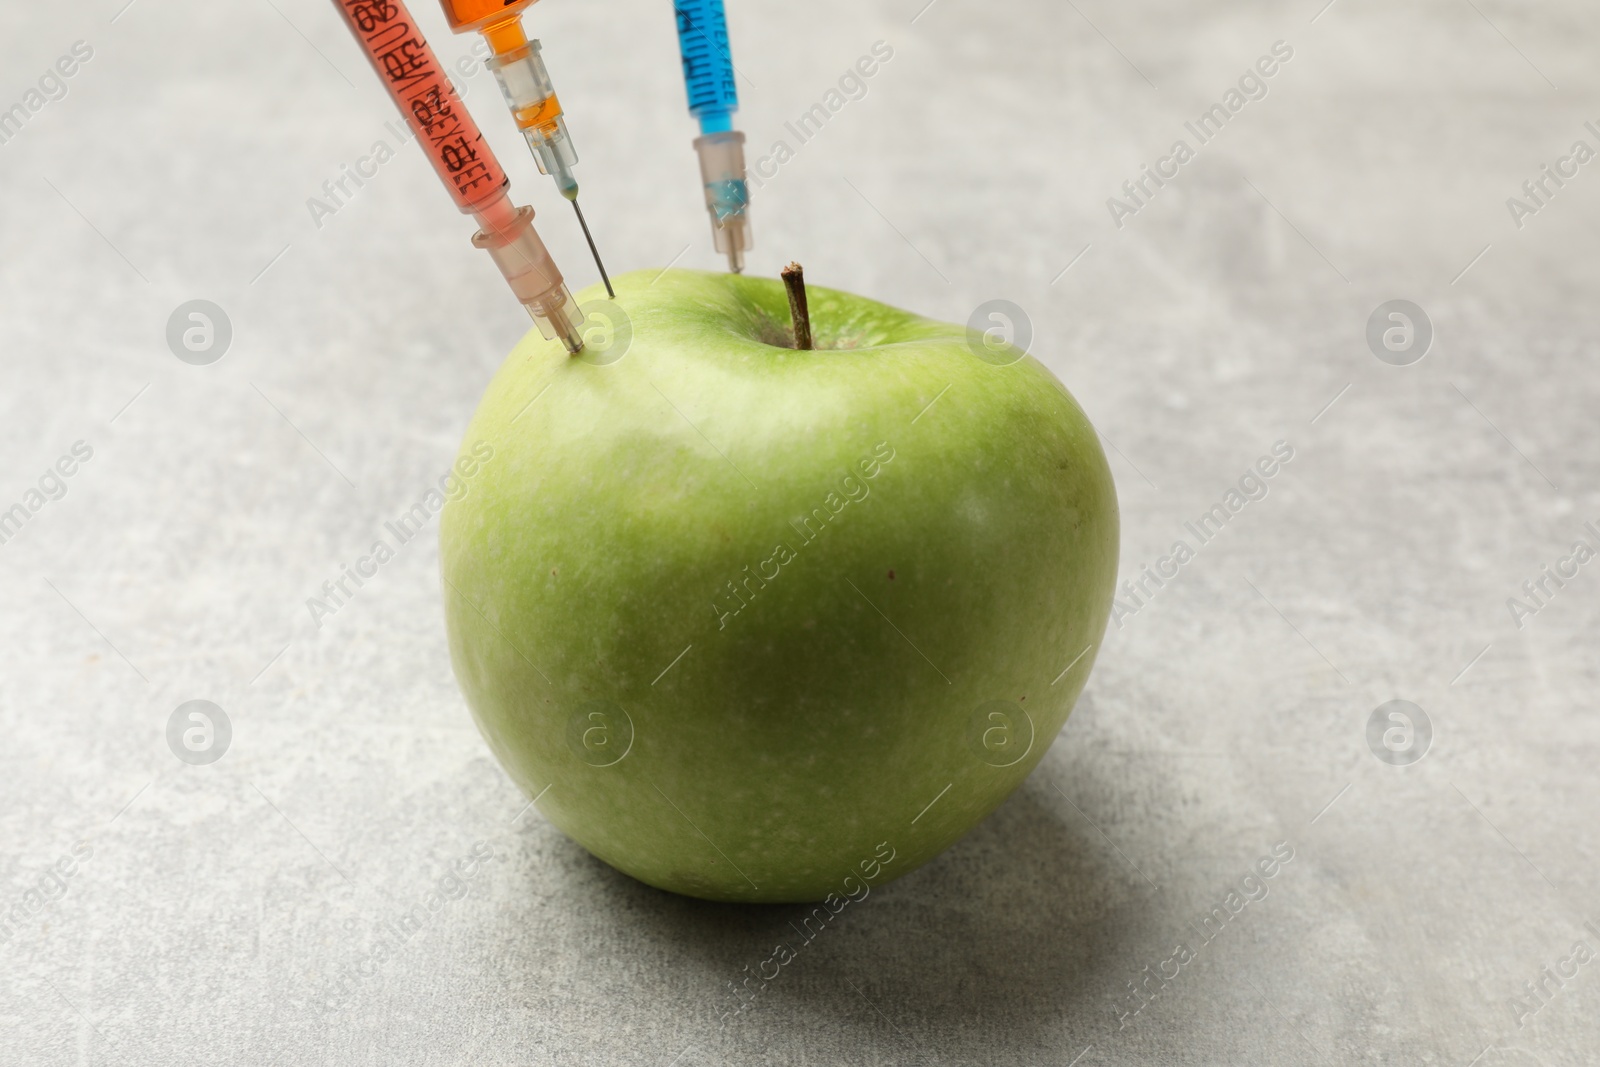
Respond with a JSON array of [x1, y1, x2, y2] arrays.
[[440, 268, 1118, 903]]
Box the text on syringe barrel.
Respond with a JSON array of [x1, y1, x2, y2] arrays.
[[332, 0, 509, 216]]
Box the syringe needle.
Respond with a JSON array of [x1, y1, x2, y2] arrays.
[[570, 197, 614, 300]]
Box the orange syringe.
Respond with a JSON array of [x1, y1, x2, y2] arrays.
[[436, 0, 613, 298], [330, 0, 584, 352], [438, 0, 576, 195]]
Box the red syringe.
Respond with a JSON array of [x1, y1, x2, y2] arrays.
[[331, 0, 585, 352]]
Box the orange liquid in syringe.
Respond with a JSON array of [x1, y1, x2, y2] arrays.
[[513, 95, 563, 133], [440, 0, 535, 51]]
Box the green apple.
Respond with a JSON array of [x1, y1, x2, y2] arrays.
[[440, 268, 1118, 903]]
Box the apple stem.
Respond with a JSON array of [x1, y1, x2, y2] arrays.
[[780, 262, 814, 350]]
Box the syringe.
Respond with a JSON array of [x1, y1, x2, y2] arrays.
[[331, 0, 584, 352], [672, 0, 751, 273], [436, 0, 613, 298]]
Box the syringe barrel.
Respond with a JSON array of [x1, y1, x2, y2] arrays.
[[439, 0, 535, 33], [673, 0, 739, 133], [332, 0, 509, 218]]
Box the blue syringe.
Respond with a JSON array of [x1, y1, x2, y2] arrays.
[[672, 0, 751, 272]]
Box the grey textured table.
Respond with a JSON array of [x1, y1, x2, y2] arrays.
[[3, 0, 1598, 1063]]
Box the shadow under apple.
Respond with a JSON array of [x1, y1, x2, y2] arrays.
[[488, 697, 1174, 1063]]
